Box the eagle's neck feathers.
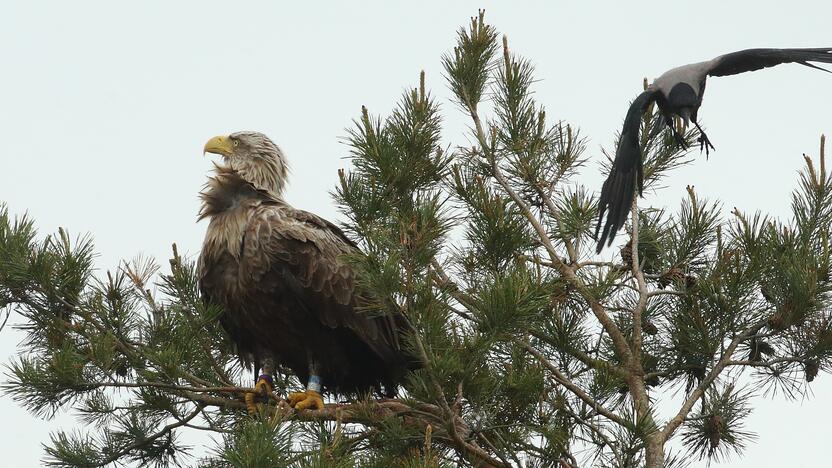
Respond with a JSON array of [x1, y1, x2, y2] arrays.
[[231, 154, 287, 195], [199, 165, 277, 260]]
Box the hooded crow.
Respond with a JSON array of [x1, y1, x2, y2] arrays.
[[595, 48, 832, 253]]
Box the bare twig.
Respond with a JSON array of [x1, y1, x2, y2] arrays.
[[523, 342, 629, 428], [534, 185, 578, 265], [95, 403, 205, 467], [0, 306, 10, 333], [647, 289, 687, 298], [561, 404, 622, 462]]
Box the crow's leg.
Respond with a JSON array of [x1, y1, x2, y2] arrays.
[[665, 114, 688, 148], [693, 121, 715, 157], [670, 124, 688, 148]]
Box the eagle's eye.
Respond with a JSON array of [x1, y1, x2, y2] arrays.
[[233, 139, 239, 147]]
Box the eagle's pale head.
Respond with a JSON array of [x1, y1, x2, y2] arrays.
[[203, 131, 289, 195]]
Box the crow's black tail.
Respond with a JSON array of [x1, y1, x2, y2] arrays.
[[595, 90, 657, 253]]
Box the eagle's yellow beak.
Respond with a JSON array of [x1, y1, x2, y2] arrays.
[[203, 135, 234, 156]]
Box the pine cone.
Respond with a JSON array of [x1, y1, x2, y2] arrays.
[[685, 274, 698, 289], [705, 414, 726, 452], [805, 359, 819, 382], [748, 339, 761, 362], [658, 266, 684, 289], [642, 319, 659, 336], [768, 314, 785, 330], [760, 285, 774, 302], [747, 338, 774, 362], [769, 301, 806, 330], [115, 359, 130, 378], [768, 305, 793, 331], [620, 242, 633, 266], [758, 341, 775, 356]]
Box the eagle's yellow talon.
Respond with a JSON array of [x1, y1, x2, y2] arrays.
[[287, 390, 324, 410], [254, 377, 272, 395], [286, 391, 306, 406], [245, 375, 274, 416]]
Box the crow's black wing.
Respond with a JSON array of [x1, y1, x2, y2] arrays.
[[595, 89, 658, 253], [708, 48, 832, 77]]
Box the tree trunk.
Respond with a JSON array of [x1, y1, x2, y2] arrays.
[[644, 434, 665, 468]]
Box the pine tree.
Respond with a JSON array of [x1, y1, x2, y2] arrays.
[[2, 10, 831, 468]]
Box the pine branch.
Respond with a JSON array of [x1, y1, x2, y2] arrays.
[[162, 245, 234, 387], [627, 197, 656, 437], [190, 390, 506, 467], [404, 312, 510, 468], [92, 402, 205, 467], [522, 342, 630, 428], [661, 320, 767, 440], [484, 111, 635, 368], [726, 356, 809, 368], [560, 404, 623, 463]]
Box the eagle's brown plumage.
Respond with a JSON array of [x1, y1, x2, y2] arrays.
[[197, 132, 414, 400]]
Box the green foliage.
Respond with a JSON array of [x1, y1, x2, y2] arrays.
[[44, 431, 103, 467], [681, 384, 756, 462], [451, 165, 539, 274], [203, 420, 299, 468], [442, 10, 498, 111]]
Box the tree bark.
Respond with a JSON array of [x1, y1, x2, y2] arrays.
[[644, 434, 665, 468]]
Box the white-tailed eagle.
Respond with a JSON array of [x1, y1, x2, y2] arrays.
[[197, 131, 415, 411]]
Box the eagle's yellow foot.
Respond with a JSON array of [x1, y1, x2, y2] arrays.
[[244, 375, 274, 416], [287, 390, 324, 410]]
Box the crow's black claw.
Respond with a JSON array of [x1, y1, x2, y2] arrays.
[[697, 136, 715, 158]]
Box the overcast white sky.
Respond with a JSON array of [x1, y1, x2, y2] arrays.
[[1, 1, 830, 466]]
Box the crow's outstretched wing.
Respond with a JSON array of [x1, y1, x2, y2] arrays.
[[595, 89, 658, 253], [708, 48, 832, 77]]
